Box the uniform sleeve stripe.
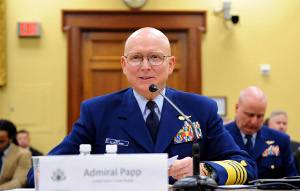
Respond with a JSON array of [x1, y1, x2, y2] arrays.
[[228, 160, 247, 184], [214, 161, 237, 185], [224, 160, 243, 184], [223, 160, 241, 184], [214, 160, 247, 185], [225, 160, 247, 184]]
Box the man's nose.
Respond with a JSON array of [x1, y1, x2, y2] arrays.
[[279, 123, 285, 129], [250, 116, 259, 124], [140, 57, 151, 69]]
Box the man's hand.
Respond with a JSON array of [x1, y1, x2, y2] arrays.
[[200, 163, 209, 176], [168, 157, 193, 180], [168, 157, 210, 180]]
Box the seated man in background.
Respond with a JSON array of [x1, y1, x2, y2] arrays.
[[268, 110, 300, 153], [16, 130, 43, 156], [267, 110, 300, 174], [0, 119, 32, 189], [27, 27, 257, 187], [225, 86, 297, 178]]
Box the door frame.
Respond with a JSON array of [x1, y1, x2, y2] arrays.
[[62, 10, 207, 132]]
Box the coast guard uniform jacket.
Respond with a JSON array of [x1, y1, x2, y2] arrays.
[[27, 88, 257, 186], [225, 121, 297, 178]]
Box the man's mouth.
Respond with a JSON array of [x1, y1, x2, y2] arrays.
[[139, 76, 154, 80]]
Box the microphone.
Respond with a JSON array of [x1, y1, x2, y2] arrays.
[[149, 84, 217, 190]]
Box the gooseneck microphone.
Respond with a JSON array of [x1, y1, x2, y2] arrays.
[[149, 84, 217, 190], [149, 84, 201, 174]]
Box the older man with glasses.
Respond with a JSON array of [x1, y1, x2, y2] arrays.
[[27, 27, 257, 187]]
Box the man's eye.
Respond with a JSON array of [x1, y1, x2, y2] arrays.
[[131, 55, 142, 60], [150, 54, 162, 60], [246, 113, 254, 117]]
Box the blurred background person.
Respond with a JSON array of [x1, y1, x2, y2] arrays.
[[0, 119, 32, 189], [225, 86, 297, 178], [267, 110, 300, 174], [268, 110, 300, 152], [16, 130, 43, 156]]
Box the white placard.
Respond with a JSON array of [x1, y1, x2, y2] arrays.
[[38, 154, 168, 191]]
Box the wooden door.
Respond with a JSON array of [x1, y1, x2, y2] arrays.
[[81, 31, 187, 100], [82, 32, 129, 99]]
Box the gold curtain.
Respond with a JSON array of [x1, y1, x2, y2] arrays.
[[0, 0, 6, 86]]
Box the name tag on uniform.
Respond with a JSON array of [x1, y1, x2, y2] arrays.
[[105, 138, 129, 146], [38, 154, 168, 191]]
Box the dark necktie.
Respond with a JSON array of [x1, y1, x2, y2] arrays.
[[146, 101, 159, 143], [245, 134, 253, 154]]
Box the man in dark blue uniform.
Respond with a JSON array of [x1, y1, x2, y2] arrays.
[[27, 27, 257, 187], [225, 86, 297, 178], [267, 110, 300, 174]]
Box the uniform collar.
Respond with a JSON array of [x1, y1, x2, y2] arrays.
[[133, 88, 165, 117]]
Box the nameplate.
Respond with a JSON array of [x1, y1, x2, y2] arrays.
[[38, 154, 168, 191]]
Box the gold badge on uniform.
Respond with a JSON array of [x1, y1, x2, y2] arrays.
[[174, 121, 201, 144], [177, 115, 191, 121], [266, 140, 275, 145]]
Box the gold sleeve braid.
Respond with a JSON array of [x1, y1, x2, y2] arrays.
[[214, 160, 248, 185]]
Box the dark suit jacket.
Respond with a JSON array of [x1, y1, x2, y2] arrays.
[[291, 140, 300, 174], [27, 88, 257, 186], [291, 140, 300, 153], [29, 147, 43, 156], [225, 121, 297, 178], [294, 148, 300, 175]]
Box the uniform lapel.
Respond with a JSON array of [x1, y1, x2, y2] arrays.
[[117, 89, 154, 152], [252, 128, 269, 159], [232, 123, 268, 159], [154, 89, 183, 152], [232, 123, 246, 150]]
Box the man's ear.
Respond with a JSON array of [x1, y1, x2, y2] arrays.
[[235, 103, 239, 113], [121, 56, 127, 74], [168, 56, 176, 74]]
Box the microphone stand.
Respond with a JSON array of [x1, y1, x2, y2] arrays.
[[160, 94, 202, 176], [148, 85, 216, 191]]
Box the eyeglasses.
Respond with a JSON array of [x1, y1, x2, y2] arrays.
[[124, 52, 171, 66]]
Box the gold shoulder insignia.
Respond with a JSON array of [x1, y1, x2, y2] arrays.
[[177, 115, 191, 121], [214, 160, 247, 185], [266, 140, 275, 145]]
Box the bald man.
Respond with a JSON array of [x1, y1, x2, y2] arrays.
[[27, 27, 256, 187], [225, 86, 297, 178]]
